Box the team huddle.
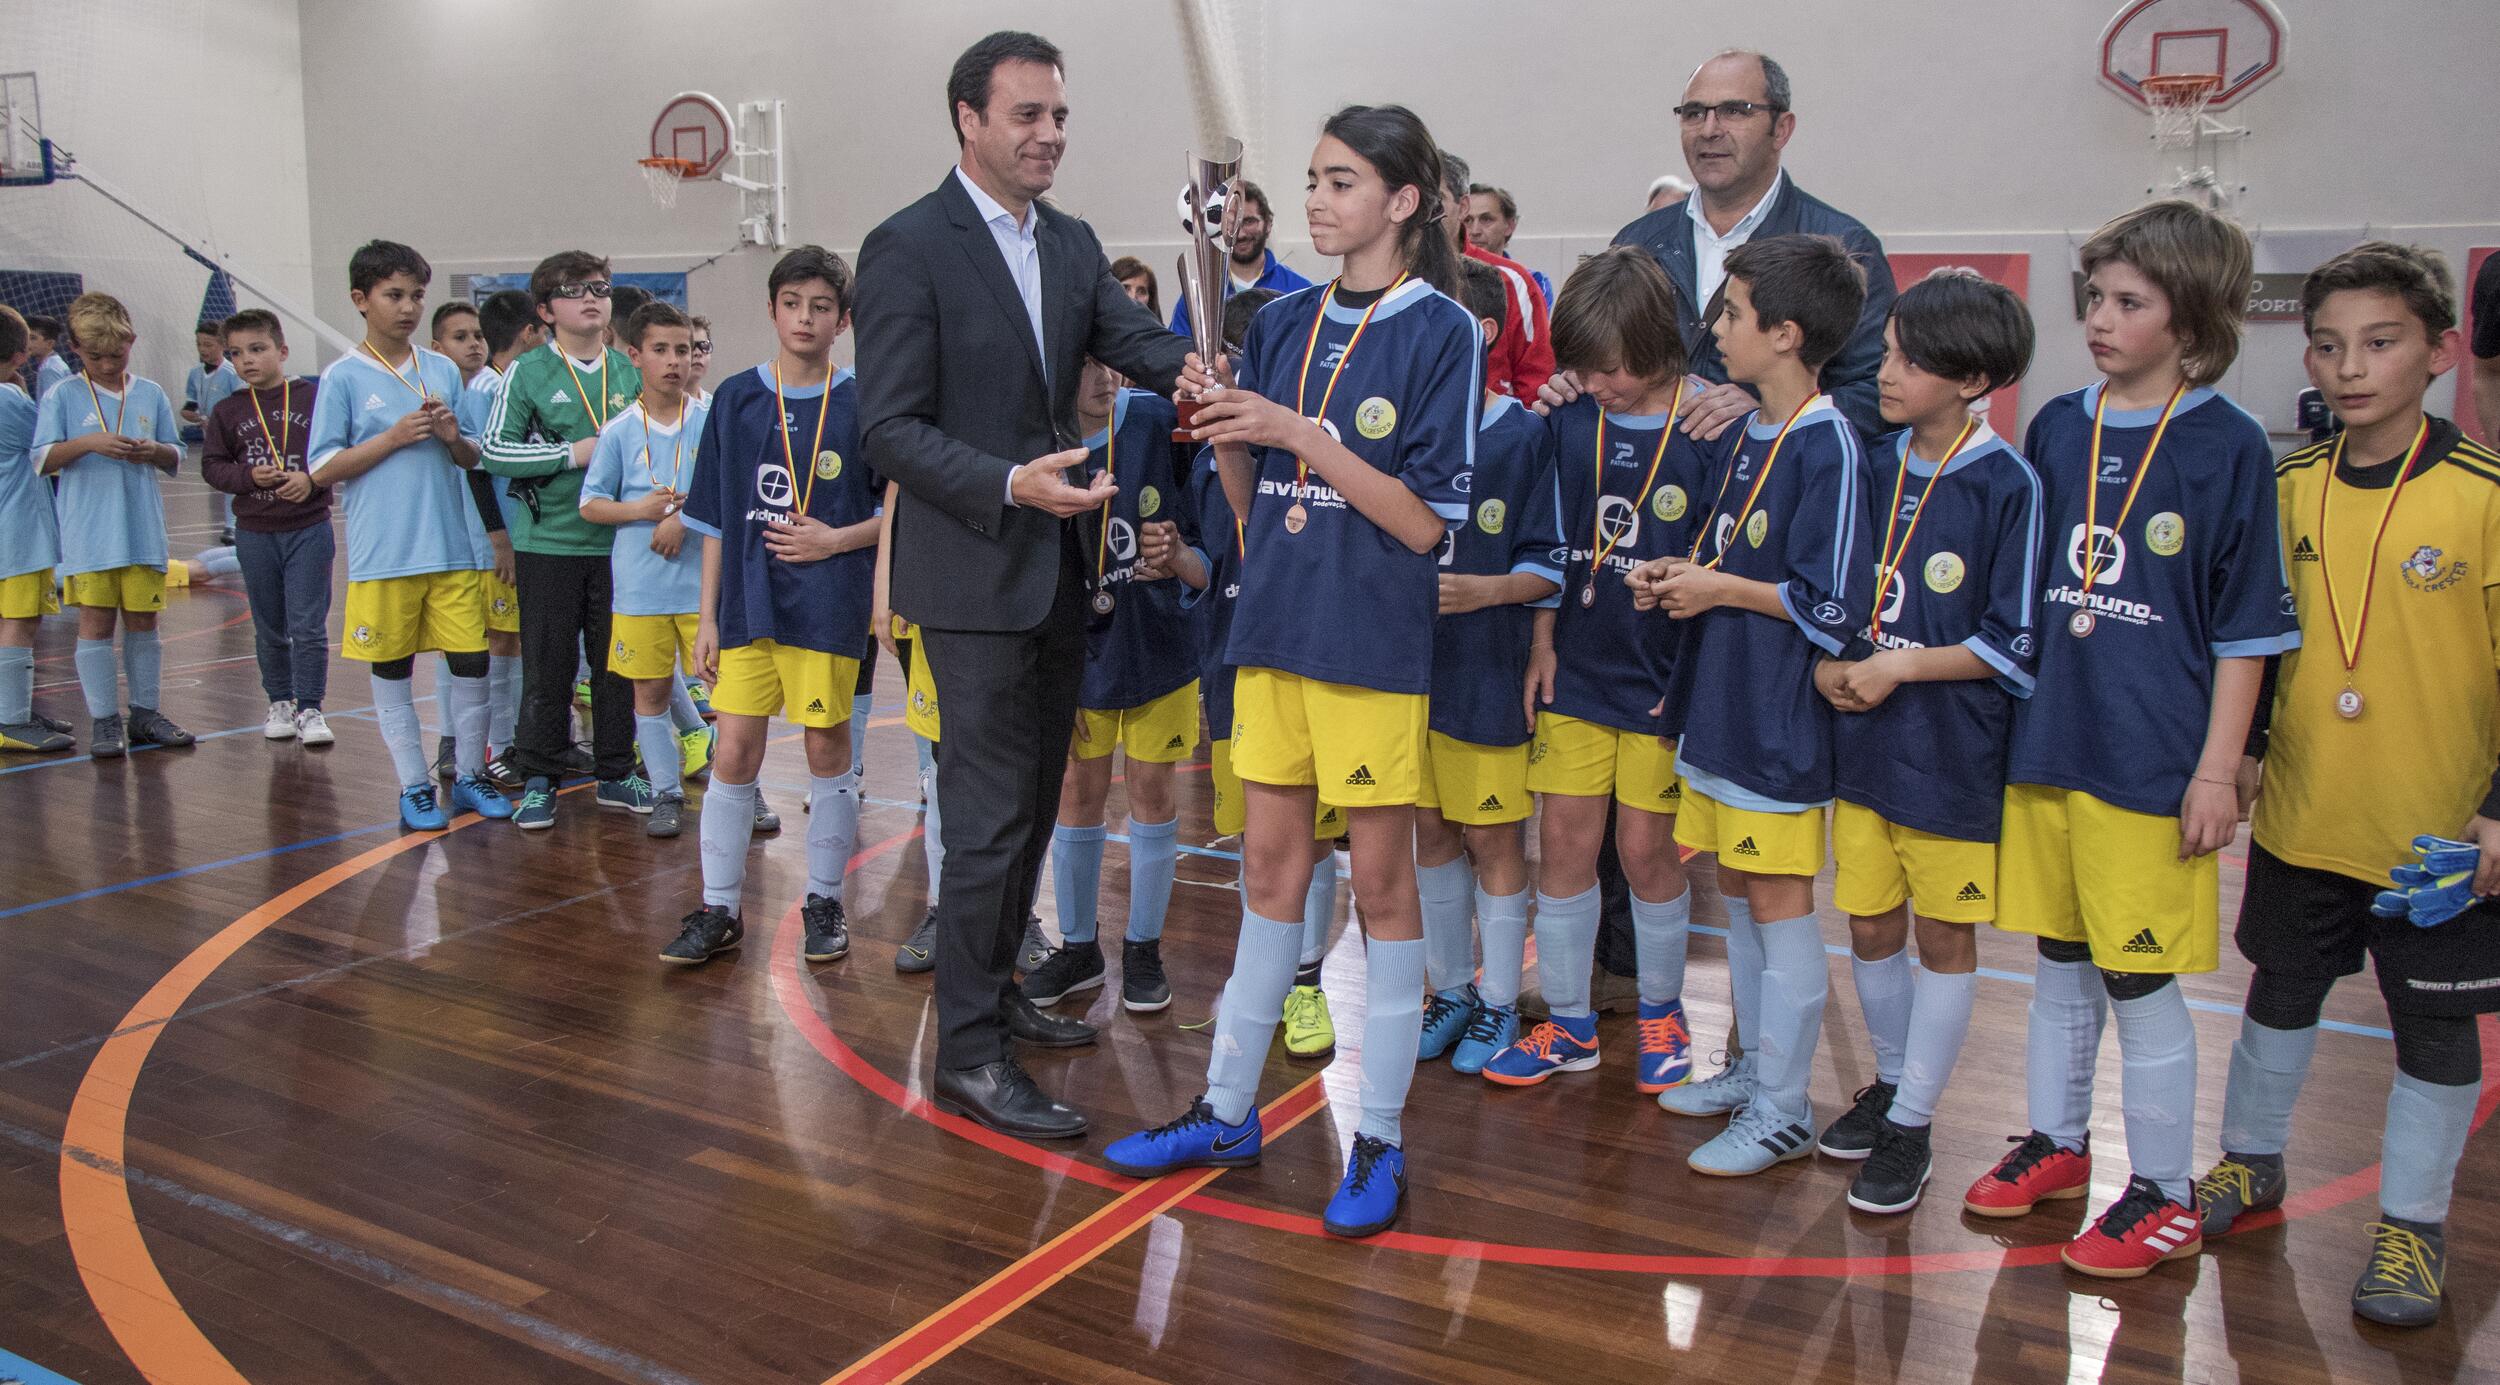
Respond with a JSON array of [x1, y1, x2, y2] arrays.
[[0, 90, 2489, 1337]]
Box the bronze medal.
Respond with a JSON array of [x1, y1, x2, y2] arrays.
[[1092, 589, 1116, 617], [2068, 609, 2096, 638], [2335, 685, 2364, 720], [1283, 502, 1308, 534], [1579, 583, 1596, 608]]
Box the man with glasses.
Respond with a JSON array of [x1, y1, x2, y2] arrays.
[[480, 250, 654, 829]]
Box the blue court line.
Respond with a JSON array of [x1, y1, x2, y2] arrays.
[[0, 1345, 86, 1385], [0, 821, 398, 921]]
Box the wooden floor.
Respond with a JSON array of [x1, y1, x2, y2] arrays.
[[2, 474, 2495, 1385]]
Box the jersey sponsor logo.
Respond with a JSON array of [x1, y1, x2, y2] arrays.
[[1731, 835, 1761, 857], [549, 390, 572, 406], [1107, 517, 1138, 563], [1139, 484, 1162, 518], [1651, 484, 1687, 522], [814, 449, 842, 481], [2291, 535, 2320, 563], [1712, 512, 1736, 557], [1355, 396, 1397, 439], [2144, 512, 2185, 557], [1925, 551, 1965, 594], [1746, 511, 1769, 548], [1956, 881, 1988, 903], [1876, 565, 1907, 627], [1476, 498, 1507, 534], [1318, 342, 1349, 372], [2065, 523, 2128, 586], [2121, 927, 2164, 955], [1812, 600, 1847, 627], [806, 697, 828, 714], [1478, 793, 1504, 812], [1165, 733, 1186, 750], [1314, 416, 1343, 444], [1597, 495, 1641, 550], [364, 394, 385, 411], [755, 462, 796, 509], [1344, 762, 1376, 786], [1606, 438, 1638, 469], [2401, 544, 2468, 592]]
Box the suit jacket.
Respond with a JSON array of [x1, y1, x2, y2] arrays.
[[1612, 177, 1897, 440], [857, 171, 1193, 633]]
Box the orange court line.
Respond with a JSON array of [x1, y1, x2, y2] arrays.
[[826, 1076, 1332, 1385]]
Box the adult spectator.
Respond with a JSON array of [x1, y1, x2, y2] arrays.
[[1111, 255, 1161, 319], [2474, 252, 2500, 446], [1612, 50, 1895, 439], [1169, 179, 1312, 342], [856, 31, 1201, 1140], [1466, 183, 1553, 306], [1646, 174, 1692, 214], [1443, 151, 1553, 401]]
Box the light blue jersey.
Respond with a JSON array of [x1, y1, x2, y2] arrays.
[[580, 399, 708, 616], [32, 353, 70, 402], [461, 364, 526, 538], [0, 384, 61, 579], [307, 346, 476, 581], [32, 375, 179, 576], [185, 360, 244, 419]]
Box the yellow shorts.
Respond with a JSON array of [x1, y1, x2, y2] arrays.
[[62, 565, 166, 613], [610, 612, 699, 680], [1210, 737, 1346, 842], [482, 572, 520, 635], [1073, 680, 1200, 763], [1526, 712, 1683, 814], [1832, 801, 1996, 923], [1674, 784, 1826, 878], [341, 570, 485, 662], [1231, 666, 1426, 808], [713, 640, 858, 728], [1995, 783, 2218, 974], [0, 569, 60, 620], [904, 627, 940, 742], [1417, 732, 1531, 826]]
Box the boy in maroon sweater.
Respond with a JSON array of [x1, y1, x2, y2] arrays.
[[201, 309, 335, 745]]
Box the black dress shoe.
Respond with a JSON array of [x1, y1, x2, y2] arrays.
[[934, 1058, 1089, 1139], [1003, 990, 1097, 1047]]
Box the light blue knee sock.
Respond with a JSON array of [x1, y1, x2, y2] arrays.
[[122, 628, 161, 710], [1416, 856, 1476, 993], [636, 713, 682, 799], [369, 672, 427, 788], [1476, 885, 1531, 1009], [0, 646, 31, 724], [2029, 954, 2109, 1154], [667, 674, 704, 733], [1632, 886, 1693, 1006], [1358, 936, 1427, 1145], [700, 777, 757, 912], [1299, 851, 1339, 975], [2218, 1016, 2318, 1157], [1722, 893, 1763, 1047], [447, 673, 488, 776], [1126, 816, 1178, 943], [2113, 983, 2197, 1206], [74, 638, 117, 718], [2381, 1071, 2479, 1224], [806, 771, 858, 902], [1052, 823, 1107, 945], [1751, 912, 1830, 1125], [1532, 884, 1601, 1019], [1852, 947, 1915, 1086], [490, 654, 523, 750], [1893, 968, 1976, 1128], [1206, 907, 1303, 1124], [849, 692, 872, 769]]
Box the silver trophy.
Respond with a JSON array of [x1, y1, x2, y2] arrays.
[[1172, 138, 1243, 441]]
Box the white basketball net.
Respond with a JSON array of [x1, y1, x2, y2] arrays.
[[640, 159, 692, 209], [2145, 77, 2219, 149]]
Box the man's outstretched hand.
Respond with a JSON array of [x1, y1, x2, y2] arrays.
[[1011, 447, 1114, 516]]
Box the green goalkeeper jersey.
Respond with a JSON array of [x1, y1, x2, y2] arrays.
[[479, 342, 642, 555]]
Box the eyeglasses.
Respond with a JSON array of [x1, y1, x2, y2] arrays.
[[547, 280, 613, 300], [1672, 100, 1784, 126], [692, 341, 714, 355]]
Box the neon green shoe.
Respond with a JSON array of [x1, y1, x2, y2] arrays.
[[680, 725, 713, 779], [573, 678, 593, 707], [1282, 984, 1335, 1060], [686, 677, 712, 719]]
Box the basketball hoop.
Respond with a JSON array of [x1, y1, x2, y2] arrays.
[[2141, 72, 2221, 148], [639, 156, 701, 208]]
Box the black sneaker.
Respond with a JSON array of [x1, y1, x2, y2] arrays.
[[90, 713, 126, 759], [484, 749, 526, 791], [1122, 938, 1171, 1013], [659, 906, 743, 965], [895, 908, 938, 973], [434, 733, 456, 781], [1021, 940, 1105, 1007], [2353, 1218, 2445, 1327], [647, 792, 685, 838], [1018, 915, 1052, 974], [800, 893, 850, 963], [1817, 1080, 1898, 1160], [2194, 1153, 2287, 1237], [1846, 1120, 1934, 1214], [563, 744, 596, 775], [753, 790, 781, 834], [125, 706, 194, 748]]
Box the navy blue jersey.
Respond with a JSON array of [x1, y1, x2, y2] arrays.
[[1543, 394, 1733, 736], [1834, 424, 2045, 841], [1429, 394, 1564, 746], [1666, 397, 1874, 808], [1185, 446, 1246, 735], [1079, 388, 1201, 710], [2008, 383, 2299, 815], [1224, 279, 1479, 694], [681, 365, 878, 658]]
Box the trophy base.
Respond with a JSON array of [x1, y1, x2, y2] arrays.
[[1172, 396, 1203, 443]]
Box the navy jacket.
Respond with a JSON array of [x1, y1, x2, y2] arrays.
[[1612, 177, 1896, 440]]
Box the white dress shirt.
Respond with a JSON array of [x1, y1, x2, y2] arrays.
[[954, 165, 1051, 505], [1687, 168, 1786, 310]]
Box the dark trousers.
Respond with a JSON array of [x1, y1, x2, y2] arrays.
[[921, 539, 1089, 1070], [233, 523, 333, 708], [513, 550, 633, 782], [1596, 799, 1638, 976]]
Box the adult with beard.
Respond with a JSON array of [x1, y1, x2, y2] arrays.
[[856, 30, 1202, 1139], [1168, 178, 1312, 342]]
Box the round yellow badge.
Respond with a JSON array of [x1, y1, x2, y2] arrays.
[[1355, 396, 1397, 440], [815, 450, 843, 481], [1746, 511, 1770, 548], [1925, 551, 1966, 594], [2146, 512, 2185, 556], [1140, 485, 1162, 518], [1477, 498, 1508, 534], [1652, 485, 1688, 522]]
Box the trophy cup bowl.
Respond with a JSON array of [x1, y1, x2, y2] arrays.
[[1173, 138, 1244, 442]]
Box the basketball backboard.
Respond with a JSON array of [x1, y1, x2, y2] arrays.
[[2099, 0, 2286, 110]]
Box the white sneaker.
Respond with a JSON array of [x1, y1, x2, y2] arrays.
[[264, 699, 297, 740], [294, 706, 334, 746]]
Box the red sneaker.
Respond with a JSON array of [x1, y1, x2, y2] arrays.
[[1962, 1131, 2091, 1218], [2062, 1175, 2203, 1279]]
